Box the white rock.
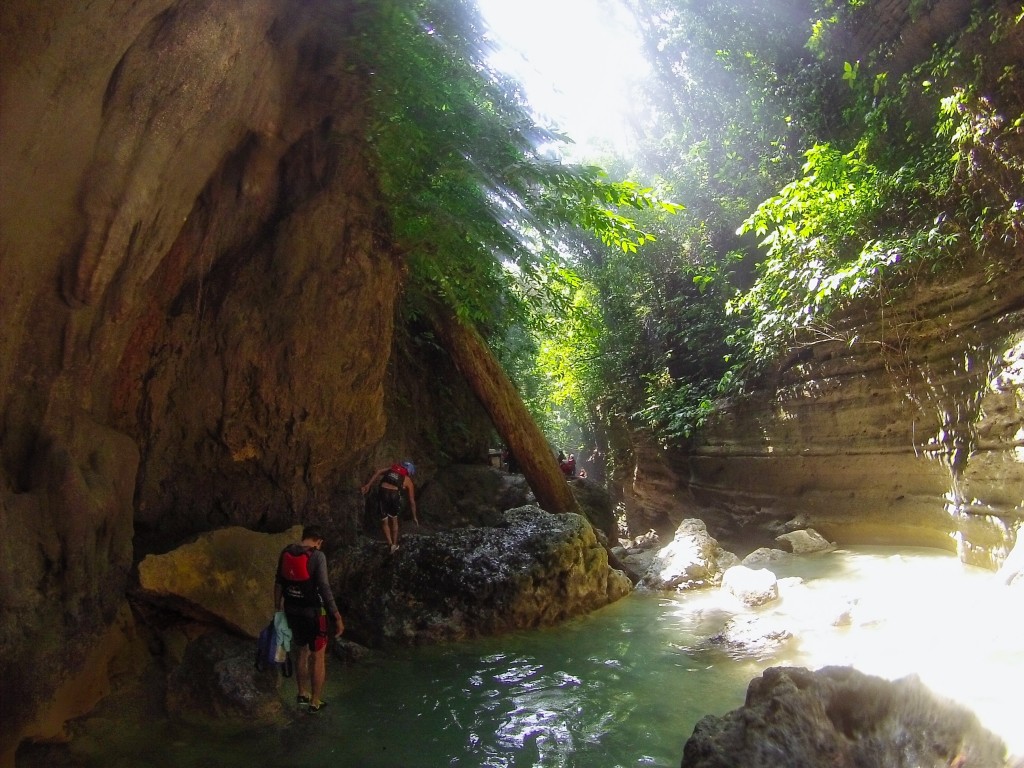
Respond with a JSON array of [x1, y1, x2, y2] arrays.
[[996, 534, 1024, 587], [721, 565, 779, 607], [641, 519, 737, 591]]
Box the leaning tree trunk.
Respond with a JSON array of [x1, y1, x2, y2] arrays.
[[429, 307, 577, 514]]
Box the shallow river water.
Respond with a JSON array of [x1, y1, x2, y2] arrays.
[[46, 546, 1024, 767]]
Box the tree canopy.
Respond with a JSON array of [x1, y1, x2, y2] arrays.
[[348, 0, 1024, 461], [353, 0, 678, 333]]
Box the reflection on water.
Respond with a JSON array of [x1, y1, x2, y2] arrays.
[[314, 596, 761, 768], [42, 546, 1024, 767]]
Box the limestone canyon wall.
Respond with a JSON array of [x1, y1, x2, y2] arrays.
[[671, 251, 1024, 566], [0, 0, 399, 756], [624, 259, 1023, 566], [623, 0, 1024, 566]]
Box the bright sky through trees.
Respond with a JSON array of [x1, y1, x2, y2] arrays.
[[476, 0, 650, 157]]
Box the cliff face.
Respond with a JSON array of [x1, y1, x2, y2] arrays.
[[625, 266, 1024, 565], [0, 0, 403, 755], [1, 0, 1020, 758], [656, 251, 1024, 565], [623, 0, 1024, 567]]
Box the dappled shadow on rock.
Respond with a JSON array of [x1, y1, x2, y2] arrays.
[[416, 463, 618, 543], [417, 464, 536, 529]]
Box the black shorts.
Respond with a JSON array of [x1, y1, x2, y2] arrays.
[[285, 607, 328, 652], [379, 487, 401, 519]]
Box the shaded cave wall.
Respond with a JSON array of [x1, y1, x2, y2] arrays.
[[0, 0, 495, 756]]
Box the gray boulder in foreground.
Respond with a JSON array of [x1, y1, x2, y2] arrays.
[[681, 666, 1010, 768], [166, 633, 285, 729]]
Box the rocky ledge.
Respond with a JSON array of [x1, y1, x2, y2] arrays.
[[134, 507, 631, 651], [334, 505, 633, 646], [114, 507, 632, 732]]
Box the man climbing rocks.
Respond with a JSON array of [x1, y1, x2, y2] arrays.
[[361, 460, 419, 552], [274, 526, 344, 713]]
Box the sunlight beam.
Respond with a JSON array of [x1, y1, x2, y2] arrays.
[[477, 0, 650, 157]]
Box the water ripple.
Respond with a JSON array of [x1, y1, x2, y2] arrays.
[[30, 546, 1023, 768]]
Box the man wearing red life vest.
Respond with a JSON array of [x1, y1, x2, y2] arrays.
[[361, 460, 419, 552], [274, 526, 344, 713]]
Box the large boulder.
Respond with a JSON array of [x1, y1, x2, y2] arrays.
[[680, 666, 1010, 768], [615, 529, 663, 578], [333, 506, 632, 646], [137, 525, 302, 638], [692, 615, 794, 662], [774, 528, 835, 554], [640, 519, 739, 591], [569, 475, 619, 543], [741, 547, 791, 567], [166, 632, 285, 729], [417, 464, 618, 544]]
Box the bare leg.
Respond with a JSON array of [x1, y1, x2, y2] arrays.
[[387, 516, 400, 549], [295, 645, 311, 699], [310, 647, 327, 705], [381, 518, 394, 547]]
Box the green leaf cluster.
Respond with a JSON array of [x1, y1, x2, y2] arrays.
[[535, 0, 830, 446], [726, 5, 1023, 373], [353, 0, 677, 336], [530, 1, 1022, 451], [343, 0, 1022, 459]]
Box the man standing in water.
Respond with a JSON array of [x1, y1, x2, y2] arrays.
[[275, 526, 344, 713], [361, 460, 418, 552]]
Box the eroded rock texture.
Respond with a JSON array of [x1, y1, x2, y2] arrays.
[[680, 666, 1010, 768], [638, 518, 739, 591], [165, 632, 286, 730], [1, 0, 398, 757], [333, 506, 633, 646], [127, 508, 630, 650], [627, 252, 1024, 566]]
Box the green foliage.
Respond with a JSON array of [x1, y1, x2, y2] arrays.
[[634, 372, 717, 441], [346, 0, 696, 457], [729, 140, 891, 360], [347, 0, 1022, 459], [725, 5, 1023, 375], [807, 14, 839, 59], [354, 0, 677, 336], [544, 1, 1022, 451], [532, 281, 606, 447], [557, 191, 737, 446], [552, 0, 828, 446]]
